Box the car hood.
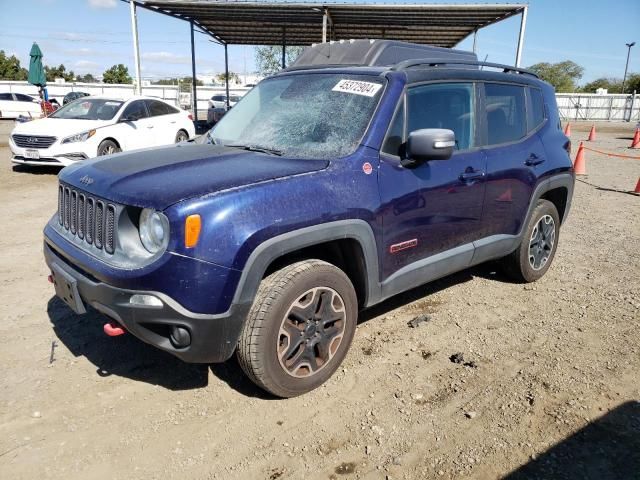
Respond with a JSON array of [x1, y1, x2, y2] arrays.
[[59, 143, 330, 210], [12, 117, 113, 137]]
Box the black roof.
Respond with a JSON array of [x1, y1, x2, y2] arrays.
[[289, 39, 477, 69], [139, 1, 526, 47]]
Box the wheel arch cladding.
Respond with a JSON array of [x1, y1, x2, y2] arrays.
[[232, 220, 381, 310], [540, 186, 569, 224]]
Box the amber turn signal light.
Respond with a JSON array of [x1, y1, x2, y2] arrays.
[[185, 214, 201, 248]]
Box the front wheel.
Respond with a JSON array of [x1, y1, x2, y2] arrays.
[[237, 260, 358, 398], [97, 139, 121, 156], [501, 199, 560, 282]]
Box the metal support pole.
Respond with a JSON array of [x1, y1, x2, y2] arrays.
[[190, 21, 197, 121], [622, 42, 636, 94], [282, 28, 286, 69], [224, 43, 230, 110], [472, 29, 478, 54], [515, 6, 528, 67], [322, 12, 327, 43], [129, 0, 142, 95]]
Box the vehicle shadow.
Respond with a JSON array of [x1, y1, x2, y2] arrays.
[[503, 401, 640, 480], [359, 261, 505, 323], [12, 164, 62, 175], [46, 261, 512, 398], [47, 296, 209, 391]]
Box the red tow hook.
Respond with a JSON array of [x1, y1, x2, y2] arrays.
[[103, 321, 126, 337]]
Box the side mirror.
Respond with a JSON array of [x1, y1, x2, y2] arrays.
[[404, 128, 455, 166], [119, 115, 135, 123]]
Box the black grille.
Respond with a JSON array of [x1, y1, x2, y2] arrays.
[[12, 134, 57, 149], [58, 184, 116, 254]]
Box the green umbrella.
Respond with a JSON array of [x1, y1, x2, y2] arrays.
[[28, 42, 46, 87]]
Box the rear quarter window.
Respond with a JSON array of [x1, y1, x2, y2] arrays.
[[527, 87, 546, 132]]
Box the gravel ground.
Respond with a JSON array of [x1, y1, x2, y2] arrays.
[[0, 126, 638, 480]]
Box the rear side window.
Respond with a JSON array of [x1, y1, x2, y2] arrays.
[[0, 93, 13, 100], [15, 94, 35, 102], [407, 83, 475, 150], [146, 100, 170, 117], [484, 83, 526, 145], [382, 98, 405, 156], [122, 100, 148, 121], [527, 87, 545, 131]]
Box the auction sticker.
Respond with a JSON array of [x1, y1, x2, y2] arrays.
[[332, 79, 382, 97]]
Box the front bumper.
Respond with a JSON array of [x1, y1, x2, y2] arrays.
[[9, 137, 94, 167], [44, 242, 250, 363]]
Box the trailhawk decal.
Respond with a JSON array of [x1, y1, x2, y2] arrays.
[[332, 79, 382, 97]]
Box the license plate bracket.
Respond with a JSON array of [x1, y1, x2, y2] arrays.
[[51, 264, 86, 314], [24, 149, 40, 159]]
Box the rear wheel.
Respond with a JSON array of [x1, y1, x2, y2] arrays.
[[501, 199, 560, 282], [97, 139, 121, 156], [237, 260, 358, 398], [175, 130, 188, 143]]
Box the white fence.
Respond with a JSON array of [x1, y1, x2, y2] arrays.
[[556, 92, 639, 122], [0, 81, 250, 114], [2, 81, 639, 123]]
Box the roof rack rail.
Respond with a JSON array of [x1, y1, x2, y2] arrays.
[[391, 59, 538, 78]]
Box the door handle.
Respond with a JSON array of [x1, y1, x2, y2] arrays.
[[525, 153, 545, 166], [459, 170, 485, 181], [146, 125, 154, 129]]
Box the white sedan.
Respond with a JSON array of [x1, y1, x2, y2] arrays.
[[0, 92, 42, 119], [9, 96, 195, 167]]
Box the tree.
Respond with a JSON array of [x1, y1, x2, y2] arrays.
[[76, 73, 97, 83], [152, 76, 203, 92], [580, 77, 622, 94], [623, 73, 640, 94], [255, 46, 305, 75], [102, 64, 132, 84], [45, 64, 75, 82], [0, 50, 28, 80], [527, 61, 584, 93], [214, 71, 241, 84]]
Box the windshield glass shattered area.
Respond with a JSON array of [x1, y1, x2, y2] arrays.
[[210, 73, 385, 159]]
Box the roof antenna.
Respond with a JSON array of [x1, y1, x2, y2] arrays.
[[480, 54, 488, 70]]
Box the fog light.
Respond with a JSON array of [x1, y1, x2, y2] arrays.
[[129, 294, 163, 307], [170, 326, 191, 348]]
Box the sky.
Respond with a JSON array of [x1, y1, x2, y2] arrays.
[[1, 0, 639, 84]]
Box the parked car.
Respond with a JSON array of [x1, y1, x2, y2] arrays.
[[43, 40, 574, 397], [10, 96, 195, 166], [63, 91, 90, 105], [0, 92, 42, 119], [208, 94, 242, 109], [206, 106, 227, 125]]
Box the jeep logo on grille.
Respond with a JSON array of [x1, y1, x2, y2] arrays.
[[79, 175, 94, 185]]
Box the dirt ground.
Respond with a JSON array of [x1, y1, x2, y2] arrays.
[[0, 123, 638, 480]]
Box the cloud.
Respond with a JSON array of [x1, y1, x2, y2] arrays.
[[88, 0, 117, 8], [49, 31, 96, 42], [142, 51, 191, 65]]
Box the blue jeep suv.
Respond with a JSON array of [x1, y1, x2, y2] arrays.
[[44, 40, 574, 397]]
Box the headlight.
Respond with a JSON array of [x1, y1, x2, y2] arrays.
[[139, 208, 169, 253], [62, 129, 96, 144]]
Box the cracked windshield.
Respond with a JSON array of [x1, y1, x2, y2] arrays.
[[209, 74, 385, 159]]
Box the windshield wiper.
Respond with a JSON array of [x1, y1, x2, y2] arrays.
[[225, 143, 283, 156]]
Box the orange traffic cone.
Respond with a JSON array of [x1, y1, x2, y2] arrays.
[[634, 178, 640, 194], [564, 123, 571, 136], [574, 142, 586, 175], [630, 128, 640, 149], [587, 125, 596, 141]]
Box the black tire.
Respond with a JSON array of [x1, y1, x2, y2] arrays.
[[97, 139, 121, 156], [501, 199, 560, 283], [175, 130, 189, 143], [237, 260, 358, 398]]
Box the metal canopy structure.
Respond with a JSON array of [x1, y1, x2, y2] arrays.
[[140, 1, 526, 48], [126, 1, 529, 116]]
